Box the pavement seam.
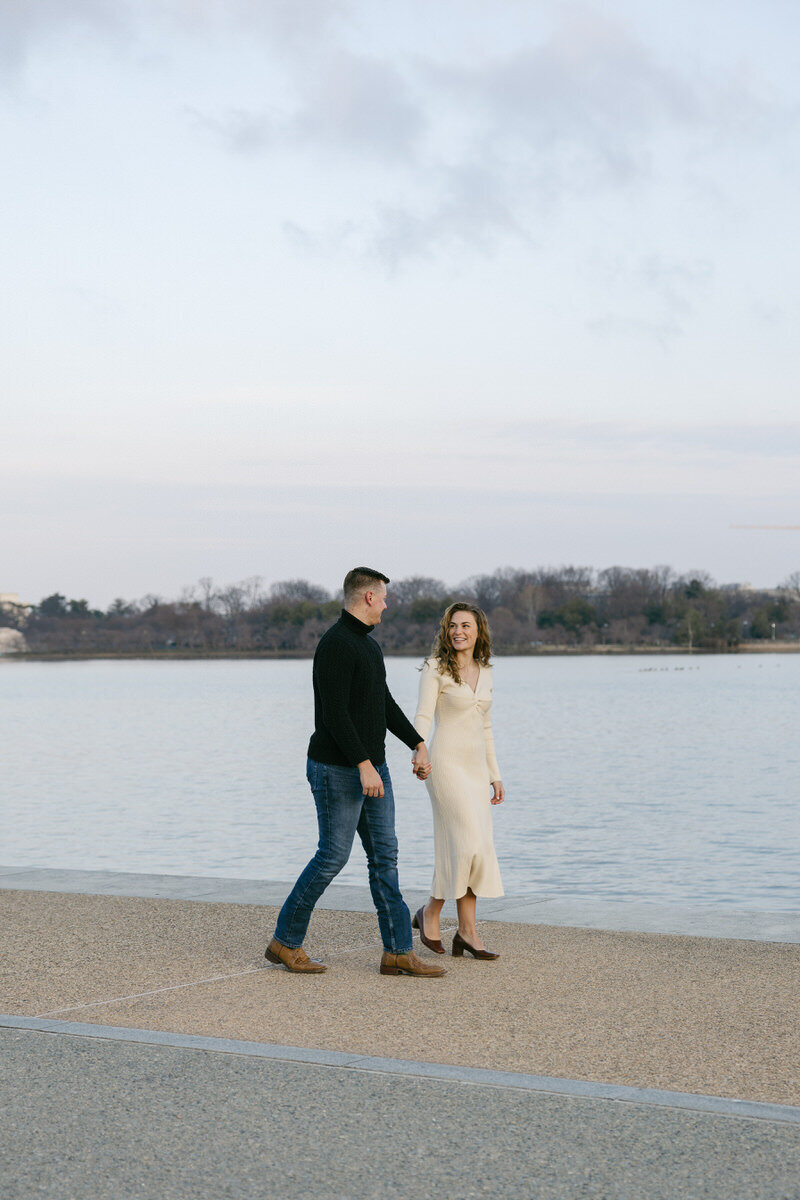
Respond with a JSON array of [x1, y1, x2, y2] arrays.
[[32, 937, 393, 1019], [33, 967, 267, 1018], [3, 1015, 800, 1127]]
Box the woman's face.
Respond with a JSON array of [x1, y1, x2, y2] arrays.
[[448, 610, 479, 655]]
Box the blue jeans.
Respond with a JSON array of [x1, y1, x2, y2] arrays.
[[274, 759, 412, 954]]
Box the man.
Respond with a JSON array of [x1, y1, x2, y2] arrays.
[[266, 567, 445, 978]]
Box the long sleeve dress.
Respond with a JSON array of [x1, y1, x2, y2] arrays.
[[414, 657, 504, 899]]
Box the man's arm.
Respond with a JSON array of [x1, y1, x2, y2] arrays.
[[385, 685, 429, 777], [385, 684, 424, 752]]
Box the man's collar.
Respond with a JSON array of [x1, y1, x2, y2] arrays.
[[340, 608, 373, 636]]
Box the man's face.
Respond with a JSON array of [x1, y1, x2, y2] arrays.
[[365, 582, 388, 625]]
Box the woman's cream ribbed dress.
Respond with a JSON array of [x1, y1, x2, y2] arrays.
[[414, 657, 504, 899]]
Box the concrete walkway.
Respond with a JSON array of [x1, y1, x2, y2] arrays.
[[1, 868, 799, 1199]]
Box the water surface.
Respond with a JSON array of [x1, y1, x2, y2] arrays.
[[2, 655, 797, 908]]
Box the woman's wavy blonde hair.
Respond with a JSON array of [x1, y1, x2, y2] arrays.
[[431, 602, 492, 683]]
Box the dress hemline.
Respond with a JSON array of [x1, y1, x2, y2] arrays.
[[430, 887, 505, 900]]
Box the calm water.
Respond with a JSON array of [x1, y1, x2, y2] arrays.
[[1, 655, 798, 909]]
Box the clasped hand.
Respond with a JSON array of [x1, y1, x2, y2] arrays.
[[412, 743, 432, 780]]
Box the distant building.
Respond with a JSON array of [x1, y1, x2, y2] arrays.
[[0, 593, 33, 638], [0, 593, 30, 653], [0, 627, 27, 654], [738, 583, 786, 599], [0, 592, 32, 617]]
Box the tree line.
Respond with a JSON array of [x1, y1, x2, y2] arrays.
[[4, 566, 800, 655]]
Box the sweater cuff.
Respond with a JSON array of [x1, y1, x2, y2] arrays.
[[399, 722, 423, 751]]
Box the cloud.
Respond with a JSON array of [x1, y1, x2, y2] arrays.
[[4, 0, 790, 274], [586, 315, 682, 347], [260, 5, 782, 267], [0, 0, 347, 79], [492, 419, 800, 461], [248, 6, 704, 263], [276, 161, 528, 270], [369, 162, 528, 267], [188, 44, 425, 165], [424, 7, 702, 189], [635, 256, 714, 314], [187, 107, 273, 154], [292, 50, 425, 160], [176, 0, 349, 53], [585, 252, 714, 341], [0, 0, 126, 77]]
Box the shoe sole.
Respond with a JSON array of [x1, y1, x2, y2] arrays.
[[379, 965, 446, 977]]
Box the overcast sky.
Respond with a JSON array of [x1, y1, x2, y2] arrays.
[[2, 0, 799, 606]]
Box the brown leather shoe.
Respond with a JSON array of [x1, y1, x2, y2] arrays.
[[412, 906, 445, 954], [265, 937, 326, 973], [380, 949, 446, 977]]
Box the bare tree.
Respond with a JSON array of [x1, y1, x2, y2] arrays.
[[197, 577, 217, 611], [20, 563, 800, 655], [139, 594, 163, 612], [217, 584, 248, 620], [270, 579, 330, 603], [596, 567, 669, 619], [528, 566, 594, 608], [780, 570, 800, 601], [240, 576, 265, 609], [651, 565, 676, 602], [459, 568, 527, 610], [676, 570, 716, 597], [516, 581, 548, 627], [390, 577, 447, 604]]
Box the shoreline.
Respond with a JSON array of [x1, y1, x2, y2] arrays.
[[2, 866, 799, 940], [3, 641, 799, 662]]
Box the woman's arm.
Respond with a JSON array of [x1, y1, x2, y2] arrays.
[[483, 698, 501, 785], [413, 659, 441, 744]]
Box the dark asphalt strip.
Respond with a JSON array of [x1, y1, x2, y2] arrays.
[[3, 1014, 799, 1126]]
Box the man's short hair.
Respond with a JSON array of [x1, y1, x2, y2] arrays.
[[343, 567, 390, 604]]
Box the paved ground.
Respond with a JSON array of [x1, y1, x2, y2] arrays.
[[2, 887, 798, 1104], [3, 1027, 800, 1200], [1, 872, 798, 1200]]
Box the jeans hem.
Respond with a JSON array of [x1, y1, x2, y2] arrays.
[[271, 933, 302, 951]]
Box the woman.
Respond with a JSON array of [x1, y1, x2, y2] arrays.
[[412, 603, 505, 959]]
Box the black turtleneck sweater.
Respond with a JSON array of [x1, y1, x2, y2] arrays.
[[307, 609, 422, 768]]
